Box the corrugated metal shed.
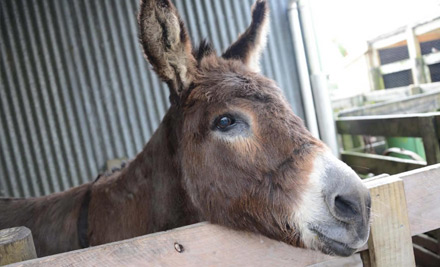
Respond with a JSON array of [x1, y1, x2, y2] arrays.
[[0, 0, 304, 197]]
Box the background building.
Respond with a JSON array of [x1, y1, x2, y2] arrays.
[[368, 16, 440, 89]]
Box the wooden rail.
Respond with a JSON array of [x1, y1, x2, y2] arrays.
[[337, 112, 440, 174], [341, 151, 426, 175], [337, 89, 440, 117], [331, 82, 440, 112], [336, 113, 439, 137], [6, 164, 440, 267]]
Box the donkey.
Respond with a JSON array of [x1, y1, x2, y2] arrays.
[[0, 0, 370, 258]]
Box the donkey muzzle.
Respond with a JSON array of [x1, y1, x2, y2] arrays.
[[310, 151, 371, 256]]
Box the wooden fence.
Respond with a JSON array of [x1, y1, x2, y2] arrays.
[[337, 89, 440, 117], [4, 164, 440, 267], [337, 112, 440, 175], [331, 82, 440, 112]]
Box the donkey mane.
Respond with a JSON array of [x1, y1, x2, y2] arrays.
[[194, 39, 216, 63]]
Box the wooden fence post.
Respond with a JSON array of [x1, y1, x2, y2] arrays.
[[419, 116, 440, 165], [367, 44, 385, 90], [0, 227, 37, 265], [363, 176, 415, 267]]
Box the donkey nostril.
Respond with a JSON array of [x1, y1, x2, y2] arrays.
[[334, 195, 358, 218]]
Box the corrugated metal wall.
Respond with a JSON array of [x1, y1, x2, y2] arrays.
[[0, 0, 304, 197]]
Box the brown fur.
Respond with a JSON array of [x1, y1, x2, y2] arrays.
[[181, 56, 322, 244], [1, 0, 343, 257], [0, 185, 88, 255]]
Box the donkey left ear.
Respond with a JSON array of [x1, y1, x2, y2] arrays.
[[222, 0, 270, 73], [138, 0, 196, 96]]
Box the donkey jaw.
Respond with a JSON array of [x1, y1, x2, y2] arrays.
[[291, 150, 371, 256]]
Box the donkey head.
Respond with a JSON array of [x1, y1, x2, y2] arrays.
[[139, 0, 370, 256]]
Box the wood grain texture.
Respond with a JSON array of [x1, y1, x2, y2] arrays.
[[338, 89, 440, 117], [413, 244, 440, 267], [418, 116, 440, 165], [0, 227, 37, 265], [360, 250, 372, 267], [8, 164, 440, 267], [341, 151, 426, 175], [413, 234, 438, 252], [364, 176, 415, 266], [399, 164, 440, 236], [9, 223, 336, 267], [336, 112, 440, 137]]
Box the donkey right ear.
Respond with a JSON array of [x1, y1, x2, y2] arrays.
[[222, 0, 269, 73], [138, 0, 196, 96]]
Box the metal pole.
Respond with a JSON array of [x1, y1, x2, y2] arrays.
[[288, 1, 320, 139], [288, 0, 339, 156]]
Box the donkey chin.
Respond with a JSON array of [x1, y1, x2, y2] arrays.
[[292, 149, 371, 256]]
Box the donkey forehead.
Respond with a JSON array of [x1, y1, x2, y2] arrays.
[[188, 58, 285, 106]]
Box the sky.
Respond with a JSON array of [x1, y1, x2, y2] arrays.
[[308, 0, 440, 74]]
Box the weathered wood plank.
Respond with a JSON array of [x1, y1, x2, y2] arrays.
[[413, 234, 438, 253], [360, 250, 372, 267], [379, 58, 411, 75], [332, 82, 440, 112], [418, 116, 440, 164], [9, 165, 440, 267], [310, 254, 362, 267], [9, 223, 336, 267], [336, 113, 440, 137], [337, 89, 440, 117], [363, 176, 415, 266], [0, 227, 37, 265], [436, 115, 440, 140], [413, 244, 440, 267], [364, 85, 421, 103], [341, 151, 426, 175], [398, 164, 440, 236]]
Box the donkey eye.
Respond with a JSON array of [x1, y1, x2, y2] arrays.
[[215, 116, 235, 130]]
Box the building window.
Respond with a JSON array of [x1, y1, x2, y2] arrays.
[[378, 45, 410, 65], [383, 69, 413, 88]]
